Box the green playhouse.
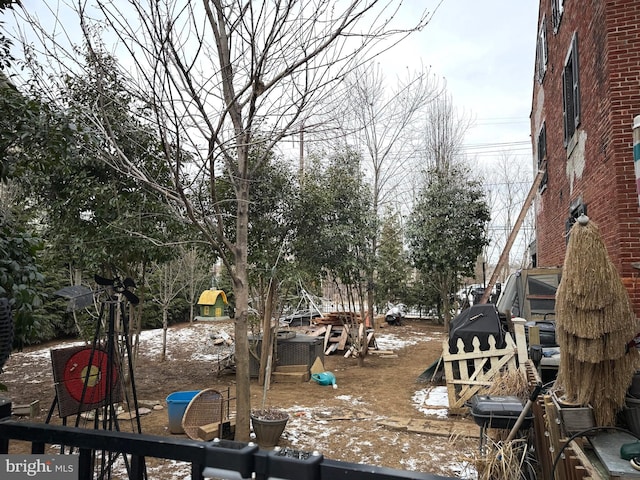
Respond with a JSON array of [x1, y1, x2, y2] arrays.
[[196, 289, 229, 320]]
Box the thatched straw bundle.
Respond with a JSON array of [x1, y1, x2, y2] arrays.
[[554, 216, 639, 426]]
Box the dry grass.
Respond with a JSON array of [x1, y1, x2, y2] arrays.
[[471, 370, 535, 479], [555, 219, 640, 425], [483, 369, 529, 401], [476, 437, 531, 480]]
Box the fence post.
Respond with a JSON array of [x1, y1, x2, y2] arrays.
[[511, 317, 529, 372], [0, 397, 10, 453]]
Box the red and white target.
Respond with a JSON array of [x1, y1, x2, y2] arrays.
[[51, 345, 122, 418]]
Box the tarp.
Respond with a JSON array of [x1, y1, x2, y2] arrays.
[[448, 304, 506, 354]]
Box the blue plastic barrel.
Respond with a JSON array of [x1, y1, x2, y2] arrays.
[[166, 390, 200, 434]]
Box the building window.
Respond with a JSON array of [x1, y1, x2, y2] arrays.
[[562, 33, 580, 150], [537, 122, 548, 192], [552, 0, 564, 34], [536, 17, 548, 83]]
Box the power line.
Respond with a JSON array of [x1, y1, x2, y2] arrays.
[[474, 117, 530, 126], [462, 140, 530, 150]]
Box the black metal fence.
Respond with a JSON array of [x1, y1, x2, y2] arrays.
[[0, 414, 456, 480]]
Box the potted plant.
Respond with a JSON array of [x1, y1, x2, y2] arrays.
[[250, 408, 289, 448], [251, 328, 290, 448]]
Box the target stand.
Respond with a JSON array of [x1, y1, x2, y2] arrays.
[[49, 278, 144, 478], [50, 345, 122, 419]]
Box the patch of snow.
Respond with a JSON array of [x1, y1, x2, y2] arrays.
[[146, 460, 190, 480], [137, 322, 236, 362], [334, 394, 366, 405], [375, 331, 444, 351], [412, 386, 449, 418], [448, 460, 478, 480]]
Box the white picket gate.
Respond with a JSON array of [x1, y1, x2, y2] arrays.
[[442, 318, 528, 414]]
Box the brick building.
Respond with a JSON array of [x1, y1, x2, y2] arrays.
[[530, 0, 640, 316]]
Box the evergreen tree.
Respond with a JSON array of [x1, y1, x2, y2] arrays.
[[407, 167, 490, 327], [376, 209, 410, 311]]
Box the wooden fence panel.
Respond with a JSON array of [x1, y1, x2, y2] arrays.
[[443, 318, 529, 414]]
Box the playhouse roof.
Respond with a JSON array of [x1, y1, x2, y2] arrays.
[[197, 289, 228, 306]]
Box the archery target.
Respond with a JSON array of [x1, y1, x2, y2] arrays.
[[51, 345, 122, 418]]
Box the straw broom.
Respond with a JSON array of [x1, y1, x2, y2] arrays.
[[554, 215, 639, 426]]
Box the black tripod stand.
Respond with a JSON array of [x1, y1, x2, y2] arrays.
[[49, 276, 145, 478]]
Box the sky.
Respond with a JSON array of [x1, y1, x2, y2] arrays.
[[8, 0, 539, 167], [383, 0, 540, 166], [388, 0, 541, 266]]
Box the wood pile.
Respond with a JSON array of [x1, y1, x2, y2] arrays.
[[314, 311, 361, 326], [304, 312, 378, 357]]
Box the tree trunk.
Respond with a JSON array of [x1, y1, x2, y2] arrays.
[[161, 307, 168, 362], [367, 282, 375, 330], [233, 175, 251, 442], [259, 279, 276, 386], [440, 273, 453, 331]]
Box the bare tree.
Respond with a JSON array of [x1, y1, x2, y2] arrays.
[[482, 152, 535, 281], [342, 62, 441, 212], [181, 247, 211, 323], [13, 0, 433, 440], [419, 92, 473, 175], [338, 62, 440, 326], [148, 258, 186, 362]]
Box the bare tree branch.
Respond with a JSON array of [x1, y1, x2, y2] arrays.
[[11, 0, 434, 441]]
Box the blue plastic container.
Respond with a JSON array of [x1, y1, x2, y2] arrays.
[[166, 390, 200, 434], [311, 372, 336, 387]]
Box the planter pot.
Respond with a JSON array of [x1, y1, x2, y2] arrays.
[[251, 410, 289, 448]]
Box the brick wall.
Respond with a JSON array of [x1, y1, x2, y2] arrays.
[[531, 0, 640, 316]]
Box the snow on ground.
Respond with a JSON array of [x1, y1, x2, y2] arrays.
[[374, 329, 444, 351], [137, 321, 236, 361], [3, 322, 476, 479], [412, 386, 450, 419]]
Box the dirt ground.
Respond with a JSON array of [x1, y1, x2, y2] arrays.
[[0, 319, 480, 479]]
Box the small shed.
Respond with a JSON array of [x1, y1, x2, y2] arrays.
[[197, 289, 229, 320]]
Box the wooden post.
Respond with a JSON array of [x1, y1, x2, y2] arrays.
[[479, 166, 546, 304], [511, 317, 529, 372], [544, 395, 568, 480]]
